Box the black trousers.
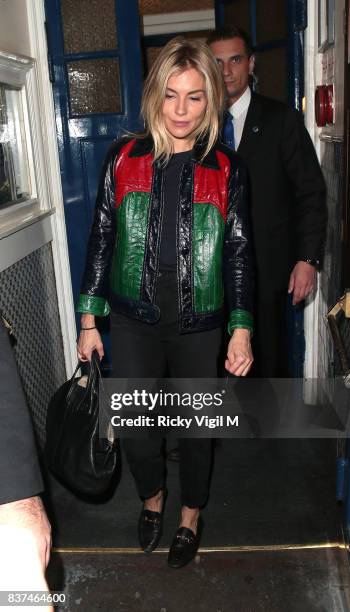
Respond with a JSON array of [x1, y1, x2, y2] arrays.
[[110, 271, 222, 508], [250, 292, 289, 378]]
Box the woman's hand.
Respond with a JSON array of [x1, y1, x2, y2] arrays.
[[77, 314, 104, 362], [225, 328, 253, 376]]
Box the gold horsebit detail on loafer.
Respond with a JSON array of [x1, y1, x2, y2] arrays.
[[144, 515, 161, 524], [176, 534, 194, 543]]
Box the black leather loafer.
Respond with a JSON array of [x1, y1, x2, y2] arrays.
[[138, 489, 167, 553], [167, 517, 203, 568]]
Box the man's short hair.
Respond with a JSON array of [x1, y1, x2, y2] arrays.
[[207, 27, 253, 58]]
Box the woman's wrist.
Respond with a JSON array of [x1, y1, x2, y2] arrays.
[[81, 313, 95, 326], [232, 327, 251, 338]]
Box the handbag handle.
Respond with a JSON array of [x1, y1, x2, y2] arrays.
[[66, 350, 101, 407]]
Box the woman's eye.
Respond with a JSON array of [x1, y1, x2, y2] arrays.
[[165, 93, 175, 98], [190, 97, 201, 102]]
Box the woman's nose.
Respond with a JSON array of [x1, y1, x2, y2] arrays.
[[175, 98, 187, 115]]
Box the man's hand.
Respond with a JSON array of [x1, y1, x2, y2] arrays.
[[0, 496, 51, 570], [288, 261, 317, 305], [225, 328, 253, 376]]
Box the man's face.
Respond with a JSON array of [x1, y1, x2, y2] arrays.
[[209, 37, 255, 105]]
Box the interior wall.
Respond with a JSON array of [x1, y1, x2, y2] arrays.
[[0, 0, 72, 442], [0, 0, 31, 56], [318, 2, 345, 378]]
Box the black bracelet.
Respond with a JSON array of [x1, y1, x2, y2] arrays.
[[81, 326, 96, 330]]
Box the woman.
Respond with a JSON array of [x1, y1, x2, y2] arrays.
[[77, 36, 254, 569]]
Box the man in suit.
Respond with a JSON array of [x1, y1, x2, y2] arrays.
[[208, 27, 327, 377], [0, 318, 52, 604]]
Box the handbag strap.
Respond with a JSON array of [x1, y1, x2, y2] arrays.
[[66, 350, 101, 404]]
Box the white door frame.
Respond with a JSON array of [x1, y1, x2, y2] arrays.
[[26, 0, 77, 376], [303, 0, 325, 379]]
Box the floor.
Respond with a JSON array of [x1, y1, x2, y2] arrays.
[[44, 439, 350, 611]]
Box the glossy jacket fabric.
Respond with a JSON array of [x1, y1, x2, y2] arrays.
[[77, 136, 254, 335]]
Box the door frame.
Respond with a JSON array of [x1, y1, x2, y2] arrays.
[[343, 0, 350, 289], [27, 0, 77, 376], [303, 0, 325, 379]]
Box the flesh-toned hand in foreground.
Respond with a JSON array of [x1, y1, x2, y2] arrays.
[[0, 496, 53, 611], [0, 496, 51, 570]]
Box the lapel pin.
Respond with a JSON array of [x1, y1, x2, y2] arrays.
[[252, 126, 259, 133]]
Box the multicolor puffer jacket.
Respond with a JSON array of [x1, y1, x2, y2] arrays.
[[77, 136, 254, 335]]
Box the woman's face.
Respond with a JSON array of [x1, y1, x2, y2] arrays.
[[162, 68, 207, 152]]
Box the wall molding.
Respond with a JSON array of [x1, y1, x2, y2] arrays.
[[0, 49, 34, 85], [0, 213, 52, 272], [143, 9, 215, 35]]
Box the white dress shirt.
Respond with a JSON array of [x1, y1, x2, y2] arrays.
[[228, 86, 251, 149]]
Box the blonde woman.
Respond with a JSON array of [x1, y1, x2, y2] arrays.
[[77, 36, 254, 568]]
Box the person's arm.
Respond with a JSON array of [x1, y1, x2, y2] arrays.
[[0, 320, 51, 571], [223, 156, 254, 376], [76, 141, 121, 361], [0, 322, 44, 504], [281, 108, 327, 304]]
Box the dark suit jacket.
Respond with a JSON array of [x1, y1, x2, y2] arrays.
[[236, 92, 327, 298], [0, 320, 43, 504]]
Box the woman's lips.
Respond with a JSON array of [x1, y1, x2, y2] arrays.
[[172, 121, 190, 127]]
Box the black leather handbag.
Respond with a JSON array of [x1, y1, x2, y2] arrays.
[[45, 352, 118, 496]]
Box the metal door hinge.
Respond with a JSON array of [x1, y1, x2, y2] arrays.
[[1, 314, 17, 346]]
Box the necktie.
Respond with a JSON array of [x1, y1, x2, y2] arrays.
[[223, 111, 235, 150]]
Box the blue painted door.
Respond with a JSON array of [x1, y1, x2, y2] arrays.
[[44, 0, 143, 365]]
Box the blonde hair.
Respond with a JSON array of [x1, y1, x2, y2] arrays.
[[141, 36, 225, 163]]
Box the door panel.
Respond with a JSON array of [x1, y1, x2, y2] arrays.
[[256, 0, 287, 44], [45, 0, 143, 370], [45, 0, 143, 336], [66, 58, 123, 116], [60, 0, 118, 53], [223, 0, 250, 34]]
